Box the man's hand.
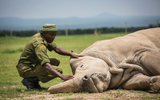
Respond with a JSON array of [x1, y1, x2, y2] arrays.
[[71, 53, 85, 58], [61, 75, 74, 81], [71, 50, 85, 58]]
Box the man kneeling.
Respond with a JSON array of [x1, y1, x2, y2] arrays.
[[16, 24, 83, 91]]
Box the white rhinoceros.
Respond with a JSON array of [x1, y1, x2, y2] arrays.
[[48, 28, 160, 93]]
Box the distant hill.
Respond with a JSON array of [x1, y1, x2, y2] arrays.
[[0, 12, 160, 30]]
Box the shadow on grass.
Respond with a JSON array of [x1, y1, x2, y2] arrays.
[[23, 87, 48, 92]]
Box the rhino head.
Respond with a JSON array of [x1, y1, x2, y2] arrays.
[[48, 56, 111, 93]]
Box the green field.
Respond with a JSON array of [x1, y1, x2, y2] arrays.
[[0, 33, 160, 100]]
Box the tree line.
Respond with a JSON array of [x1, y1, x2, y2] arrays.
[[0, 24, 159, 37]]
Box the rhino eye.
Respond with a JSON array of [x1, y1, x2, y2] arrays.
[[78, 64, 87, 70], [80, 65, 83, 67]]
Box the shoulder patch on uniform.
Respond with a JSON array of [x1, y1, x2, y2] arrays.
[[40, 45, 46, 50]]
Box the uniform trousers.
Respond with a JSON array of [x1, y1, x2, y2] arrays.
[[16, 58, 62, 83]]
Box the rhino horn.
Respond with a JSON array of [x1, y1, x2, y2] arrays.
[[48, 78, 79, 94]]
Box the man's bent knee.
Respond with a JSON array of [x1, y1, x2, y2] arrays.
[[50, 58, 60, 66]]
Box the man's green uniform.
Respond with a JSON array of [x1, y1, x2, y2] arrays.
[[16, 33, 62, 83]]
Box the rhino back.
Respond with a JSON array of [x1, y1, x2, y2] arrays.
[[132, 28, 160, 49], [82, 28, 160, 60]]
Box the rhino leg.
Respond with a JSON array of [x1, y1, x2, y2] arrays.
[[122, 73, 160, 93], [141, 49, 160, 75], [114, 58, 150, 87]]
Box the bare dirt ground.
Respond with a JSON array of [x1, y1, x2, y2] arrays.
[[7, 90, 160, 100]]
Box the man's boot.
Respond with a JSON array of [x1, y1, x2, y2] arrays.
[[32, 77, 41, 90], [21, 77, 41, 91], [21, 78, 34, 91]]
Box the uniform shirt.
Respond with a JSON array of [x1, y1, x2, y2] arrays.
[[18, 33, 57, 66]]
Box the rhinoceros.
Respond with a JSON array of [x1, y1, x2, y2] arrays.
[[48, 28, 160, 93]]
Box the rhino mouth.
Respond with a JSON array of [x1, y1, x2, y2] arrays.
[[80, 73, 108, 93]]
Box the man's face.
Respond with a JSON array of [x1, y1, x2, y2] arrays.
[[43, 32, 56, 43]]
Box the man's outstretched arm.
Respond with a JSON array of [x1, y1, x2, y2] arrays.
[[53, 46, 84, 58], [43, 63, 74, 81]]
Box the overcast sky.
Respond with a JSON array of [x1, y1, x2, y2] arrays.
[[0, 0, 160, 19]]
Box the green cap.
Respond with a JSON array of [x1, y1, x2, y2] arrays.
[[41, 24, 58, 33]]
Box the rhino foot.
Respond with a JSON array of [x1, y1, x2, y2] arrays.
[[149, 76, 160, 93]]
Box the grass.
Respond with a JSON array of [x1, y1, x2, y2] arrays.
[[0, 33, 127, 99], [1, 33, 159, 100]]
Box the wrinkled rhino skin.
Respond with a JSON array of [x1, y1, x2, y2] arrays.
[[48, 28, 160, 94]]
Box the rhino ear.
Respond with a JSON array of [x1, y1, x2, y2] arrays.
[[70, 50, 79, 58], [71, 50, 78, 55], [71, 50, 74, 53]]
